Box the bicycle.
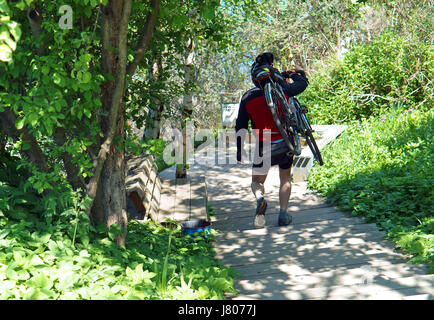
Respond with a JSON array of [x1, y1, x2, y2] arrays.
[[255, 68, 324, 166]]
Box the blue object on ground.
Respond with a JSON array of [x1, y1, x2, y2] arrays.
[[181, 219, 211, 238]]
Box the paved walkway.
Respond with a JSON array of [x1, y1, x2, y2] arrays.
[[160, 145, 434, 300]]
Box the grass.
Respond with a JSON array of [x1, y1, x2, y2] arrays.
[[308, 107, 433, 272]]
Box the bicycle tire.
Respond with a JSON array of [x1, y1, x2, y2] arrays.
[[264, 82, 301, 156], [303, 125, 323, 166], [293, 98, 324, 165]]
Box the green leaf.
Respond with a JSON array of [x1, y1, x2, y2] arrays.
[[30, 255, 44, 266], [60, 292, 79, 299], [6, 20, 21, 41], [93, 98, 102, 107], [81, 71, 91, 83], [0, 230, 9, 239], [53, 73, 63, 86], [0, 0, 10, 14], [44, 121, 53, 135], [27, 113, 38, 127], [0, 43, 13, 62], [29, 273, 53, 289], [56, 271, 78, 291], [83, 108, 91, 119], [15, 117, 24, 130], [5, 266, 18, 280], [41, 65, 50, 75], [21, 141, 30, 150]]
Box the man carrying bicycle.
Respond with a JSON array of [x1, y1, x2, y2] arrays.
[[235, 52, 309, 228]]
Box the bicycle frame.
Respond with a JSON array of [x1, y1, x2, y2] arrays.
[[257, 68, 323, 165], [264, 76, 302, 156]]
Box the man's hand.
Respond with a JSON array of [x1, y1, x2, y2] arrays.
[[281, 69, 296, 79], [294, 64, 303, 72]]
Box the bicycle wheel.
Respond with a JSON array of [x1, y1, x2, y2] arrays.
[[293, 98, 324, 165], [264, 83, 301, 156]]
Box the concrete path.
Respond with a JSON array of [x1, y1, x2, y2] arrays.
[[160, 143, 434, 300]]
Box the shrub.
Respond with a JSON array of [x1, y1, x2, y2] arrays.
[[302, 32, 433, 124]]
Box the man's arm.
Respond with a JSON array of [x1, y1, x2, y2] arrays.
[[280, 69, 309, 97], [235, 96, 249, 162]]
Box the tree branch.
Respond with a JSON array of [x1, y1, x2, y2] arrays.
[[27, 6, 45, 56], [53, 127, 86, 191], [126, 0, 161, 77], [0, 108, 49, 173]]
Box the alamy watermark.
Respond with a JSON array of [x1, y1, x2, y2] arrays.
[[161, 121, 273, 173], [59, 5, 73, 30], [359, 265, 376, 286]]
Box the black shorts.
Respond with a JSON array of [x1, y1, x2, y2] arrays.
[[252, 141, 294, 171]]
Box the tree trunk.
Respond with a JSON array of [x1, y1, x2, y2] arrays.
[[143, 54, 164, 140], [86, 0, 160, 246], [98, 113, 127, 245], [53, 127, 86, 191], [89, 0, 131, 246]]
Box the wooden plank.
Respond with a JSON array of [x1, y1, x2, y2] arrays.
[[190, 177, 208, 221], [215, 219, 379, 244], [140, 156, 154, 175], [146, 179, 157, 220], [126, 156, 143, 174], [144, 168, 157, 194], [126, 171, 150, 199], [125, 181, 144, 199], [125, 170, 149, 185], [233, 274, 434, 300], [211, 198, 329, 216], [232, 263, 431, 299], [212, 217, 369, 237], [143, 172, 156, 212], [125, 170, 142, 185], [142, 164, 155, 207], [130, 156, 157, 218], [228, 252, 409, 280], [209, 193, 325, 211], [215, 232, 399, 268], [173, 178, 191, 221], [213, 204, 337, 221], [213, 207, 348, 232], [215, 227, 388, 255], [147, 200, 161, 222], [158, 180, 176, 222], [126, 154, 162, 221], [151, 178, 162, 209]]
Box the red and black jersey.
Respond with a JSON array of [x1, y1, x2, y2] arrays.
[[235, 72, 309, 161]]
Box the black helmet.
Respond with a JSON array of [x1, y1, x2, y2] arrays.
[[255, 52, 274, 65], [251, 52, 275, 88]]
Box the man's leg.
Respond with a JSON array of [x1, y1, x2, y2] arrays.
[[279, 167, 292, 210], [252, 172, 268, 228], [278, 159, 293, 226], [251, 173, 267, 200]]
